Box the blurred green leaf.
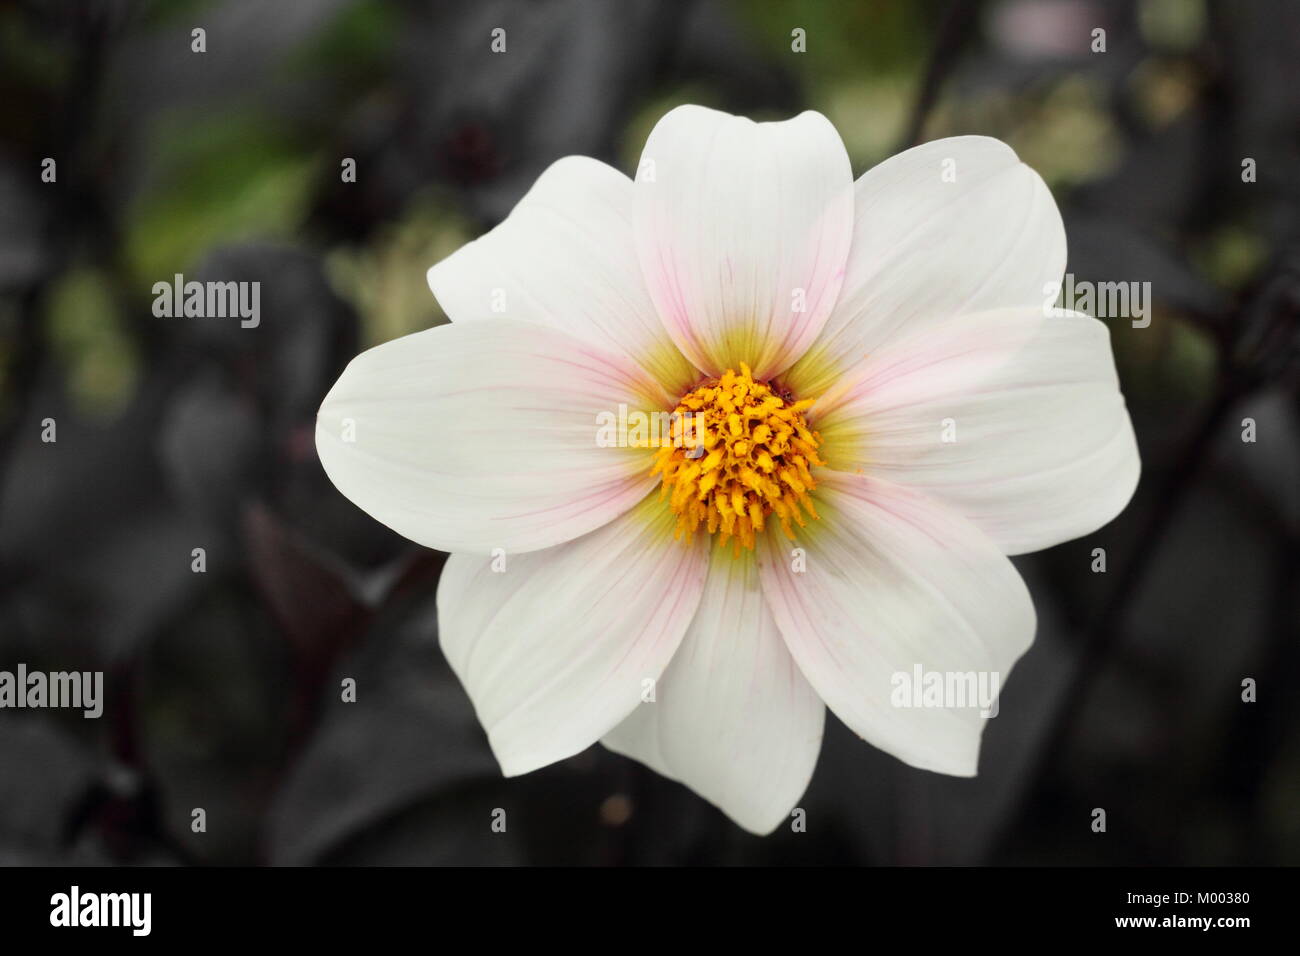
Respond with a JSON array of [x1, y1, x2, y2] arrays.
[[47, 268, 139, 418], [123, 114, 319, 283]]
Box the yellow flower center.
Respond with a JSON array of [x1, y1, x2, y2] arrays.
[[651, 363, 824, 554]]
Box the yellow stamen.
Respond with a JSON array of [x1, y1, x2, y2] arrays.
[[652, 365, 825, 551]]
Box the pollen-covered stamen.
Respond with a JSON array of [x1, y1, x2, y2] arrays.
[[651, 364, 824, 554]]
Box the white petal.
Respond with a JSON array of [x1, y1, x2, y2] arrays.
[[437, 499, 709, 776], [634, 105, 854, 381], [785, 136, 1066, 397], [757, 472, 1035, 776], [814, 307, 1140, 554], [316, 318, 668, 555], [427, 156, 698, 396], [602, 548, 825, 835]]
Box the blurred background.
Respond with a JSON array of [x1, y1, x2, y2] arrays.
[[0, 0, 1297, 866]]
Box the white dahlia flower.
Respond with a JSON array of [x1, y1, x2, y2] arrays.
[[316, 105, 1140, 835]]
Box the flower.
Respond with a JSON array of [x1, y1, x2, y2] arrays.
[[315, 105, 1140, 835]]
